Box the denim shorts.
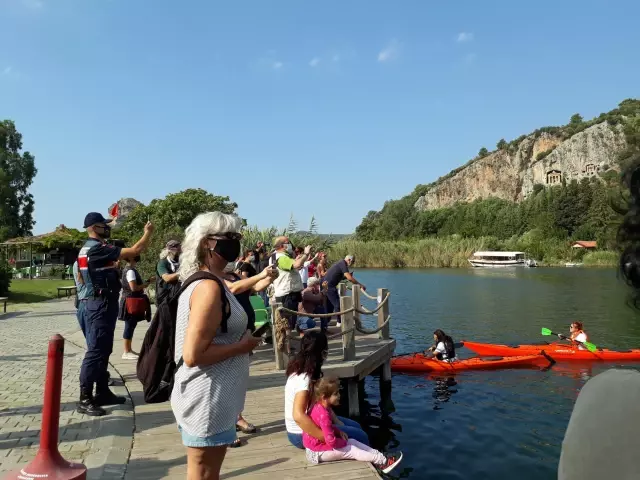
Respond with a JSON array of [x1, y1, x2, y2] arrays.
[[179, 425, 237, 448]]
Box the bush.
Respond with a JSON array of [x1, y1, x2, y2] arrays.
[[0, 261, 12, 295], [582, 251, 618, 267]]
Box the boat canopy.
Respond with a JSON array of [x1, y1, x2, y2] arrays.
[[472, 251, 525, 257]]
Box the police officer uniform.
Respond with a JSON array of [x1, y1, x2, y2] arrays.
[[77, 212, 126, 416]]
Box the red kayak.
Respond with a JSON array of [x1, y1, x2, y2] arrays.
[[463, 341, 640, 362], [390, 353, 551, 373]]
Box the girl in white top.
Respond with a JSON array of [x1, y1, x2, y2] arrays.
[[425, 329, 456, 362], [284, 331, 370, 449]]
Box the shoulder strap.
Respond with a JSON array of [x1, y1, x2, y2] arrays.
[[173, 271, 231, 332]]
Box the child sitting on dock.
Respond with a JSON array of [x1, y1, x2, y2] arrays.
[[303, 377, 403, 474]]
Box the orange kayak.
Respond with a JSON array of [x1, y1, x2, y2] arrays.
[[463, 341, 640, 361], [390, 353, 551, 373]]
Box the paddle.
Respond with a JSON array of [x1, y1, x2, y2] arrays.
[[541, 327, 597, 353]]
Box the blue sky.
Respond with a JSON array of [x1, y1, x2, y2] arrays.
[[1, 0, 639, 235]]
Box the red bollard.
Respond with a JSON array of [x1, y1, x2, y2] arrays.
[[5, 334, 87, 480]]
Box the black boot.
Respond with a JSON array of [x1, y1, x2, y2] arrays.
[[94, 387, 126, 406], [77, 388, 107, 416]]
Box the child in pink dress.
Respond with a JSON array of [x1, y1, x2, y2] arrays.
[[302, 377, 403, 474]]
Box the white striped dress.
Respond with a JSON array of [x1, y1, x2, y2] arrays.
[[171, 279, 249, 438]]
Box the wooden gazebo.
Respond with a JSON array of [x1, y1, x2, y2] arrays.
[[0, 225, 84, 279]]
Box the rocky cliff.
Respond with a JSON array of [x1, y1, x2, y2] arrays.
[[414, 121, 627, 211], [108, 198, 143, 227]]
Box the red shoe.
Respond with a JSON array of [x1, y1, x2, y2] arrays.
[[380, 452, 403, 474]]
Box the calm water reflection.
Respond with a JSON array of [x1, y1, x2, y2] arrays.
[[351, 268, 640, 480]]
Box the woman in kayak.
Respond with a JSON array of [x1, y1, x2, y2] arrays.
[[558, 322, 589, 349], [425, 329, 456, 361]]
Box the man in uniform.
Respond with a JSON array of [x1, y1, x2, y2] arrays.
[[77, 212, 154, 416]]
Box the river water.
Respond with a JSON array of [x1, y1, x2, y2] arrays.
[[351, 268, 640, 480]]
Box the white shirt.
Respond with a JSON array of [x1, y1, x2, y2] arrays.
[[299, 260, 312, 284], [284, 373, 310, 434], [574, 332, 588, 350], [125, 270, 137, 283]]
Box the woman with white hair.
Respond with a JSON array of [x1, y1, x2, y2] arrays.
[[171, 212, 262, 479]]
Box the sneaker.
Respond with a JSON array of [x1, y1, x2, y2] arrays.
[[336, 322, 342, 328], [380, 452, 403, 475], [122, 352, 138, 360]]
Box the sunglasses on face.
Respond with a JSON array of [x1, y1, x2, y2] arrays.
[[207, 232, 243, 241]]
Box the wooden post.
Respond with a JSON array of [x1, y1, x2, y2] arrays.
[[377, 288, 390, 340], [29, 242, 33, 280], [270, 302, 286, 371], [352, 284, 361, 333], [346, 379, 360, 418], [340, 295, 356, 361]]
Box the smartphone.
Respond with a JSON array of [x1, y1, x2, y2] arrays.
[[253, 321, 272, 338]]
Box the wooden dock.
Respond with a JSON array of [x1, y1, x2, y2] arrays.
[[114, 326, 386, 479], [108, 284, 394, 479]]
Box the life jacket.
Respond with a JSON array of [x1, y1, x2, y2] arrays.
[[435, 336, 456, 361]]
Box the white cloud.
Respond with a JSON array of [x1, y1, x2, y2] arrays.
[[272, 61, 283, 70], [309, 57, 320, 67], [2, 66, 13, 76], [377, 39, 400, 63], [457, 32, 474, 43]]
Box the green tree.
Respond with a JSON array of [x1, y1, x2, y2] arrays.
[[478, 147, 489, 157], [570, 113, 584, 125], [115, 189, 239, 277], [496, 139, 507, 150], [0, 120, 38, 241]]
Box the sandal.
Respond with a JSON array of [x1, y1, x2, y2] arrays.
[[236, 422, 257, 434], [229, 438, 243, 448]]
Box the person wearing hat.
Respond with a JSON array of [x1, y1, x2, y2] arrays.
[[156, 239, 182, 305], [77, 212, 153, 416]]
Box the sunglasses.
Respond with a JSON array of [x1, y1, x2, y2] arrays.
[[207, 232, 243, 241]]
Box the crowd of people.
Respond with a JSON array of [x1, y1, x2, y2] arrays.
[[70, 210, 386, 479]]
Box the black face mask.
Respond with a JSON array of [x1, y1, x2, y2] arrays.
[[213, 239, 241, 263], [97, 225, 111, 239]]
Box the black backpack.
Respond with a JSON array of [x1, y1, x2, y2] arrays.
[[136, 271, 231, 404]]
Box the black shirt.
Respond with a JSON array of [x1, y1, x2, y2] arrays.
[[86, 241, 122, 294], [324, 259, 349, 288]]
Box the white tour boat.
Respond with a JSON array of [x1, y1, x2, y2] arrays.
[[468, 251, 534, 268]]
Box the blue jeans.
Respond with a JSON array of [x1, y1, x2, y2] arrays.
[[326, 286, 341, 323], [287, 416, 369, 449], [314, 305, 329, 331], [76, 300, 88, 338], [297, 317, 316, 331], [123, 319, 138, 340]]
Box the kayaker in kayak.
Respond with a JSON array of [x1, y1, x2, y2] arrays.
[[558, 322, 589, 350], [425, 329, 456, 362]]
